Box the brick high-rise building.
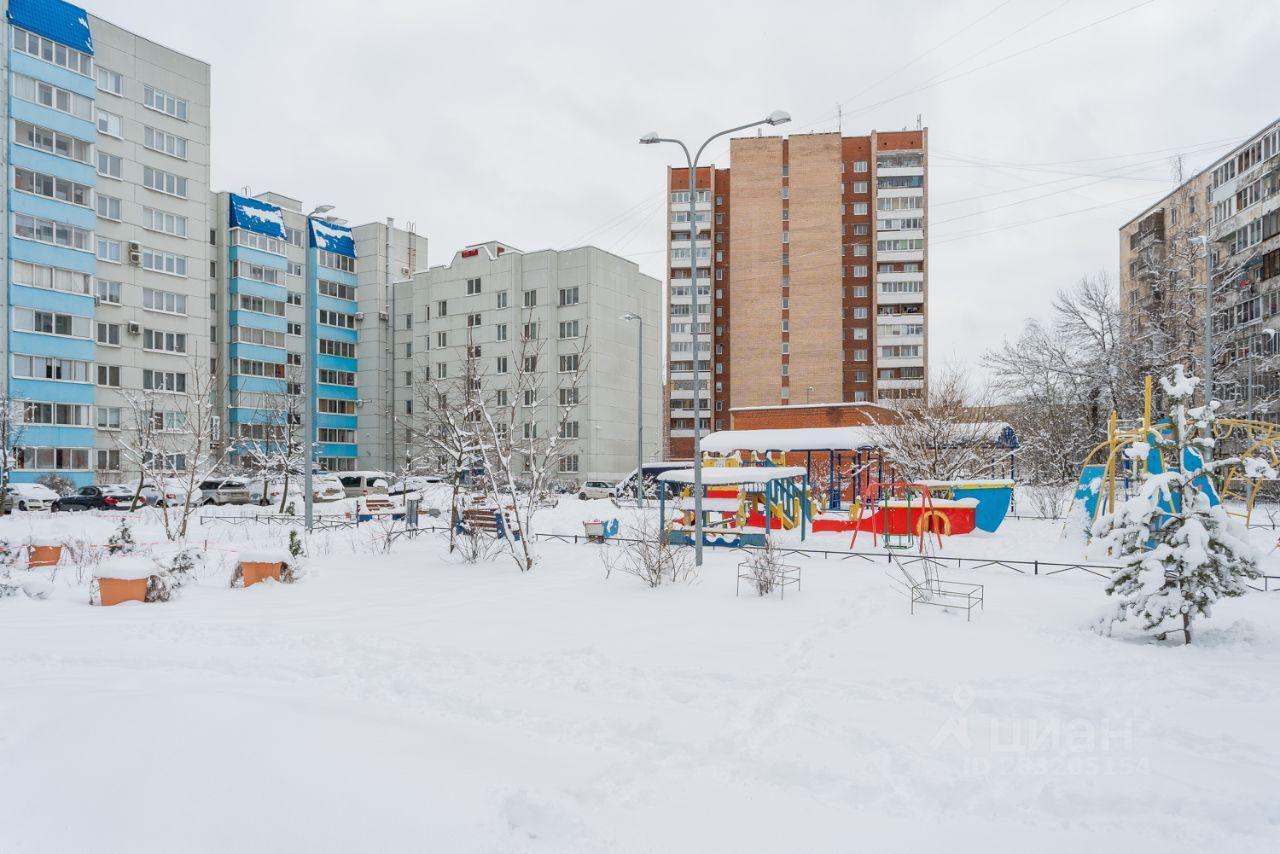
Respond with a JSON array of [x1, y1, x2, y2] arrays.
[[664, 130, 928, 458]]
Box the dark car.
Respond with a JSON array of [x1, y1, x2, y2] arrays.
[[54, 485, 134, 511]]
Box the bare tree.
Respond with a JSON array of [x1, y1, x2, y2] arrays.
[[234, 366, 307, 513], [116, 388, 166, 513], [0, 392, 26, 494], [869, 364, 1006, 482]]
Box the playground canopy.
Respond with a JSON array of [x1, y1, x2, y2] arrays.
[[700, 424, 1018, 455], [657, 466, 809, 484]]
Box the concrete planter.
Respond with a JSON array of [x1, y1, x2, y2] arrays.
[[96, 577, 148, 606]]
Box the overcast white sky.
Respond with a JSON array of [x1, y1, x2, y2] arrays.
[[94, 0, 1280, 374]]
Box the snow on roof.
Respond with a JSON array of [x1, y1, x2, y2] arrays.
[[700, 427, 881, 454], [309, 218, 356, 258], [94, 557, 158, 580], [657, 466, 808, 485], [229, 193, 287, 240]]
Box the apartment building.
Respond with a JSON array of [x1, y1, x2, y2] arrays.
[[1119, 117, 1280, 416], [664, 129, 928, 459], [388, 242, 661, 480], [2, 0, 211, 486], [209, 191, 426, 473]]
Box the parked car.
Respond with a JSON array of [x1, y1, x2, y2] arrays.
[[337, 472, 391, 498], [389, 475, 442, 495], [578, 480, 617, 500], [197, 477, 252, 506], [54, 485, 134, 511], [142, 479, 195, 508], [313, 474, 345, 502], [5, 482, 60, 511], [247, 478, 287, 507]]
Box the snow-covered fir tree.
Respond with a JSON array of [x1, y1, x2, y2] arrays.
[[1092, 365, 1264, 644]]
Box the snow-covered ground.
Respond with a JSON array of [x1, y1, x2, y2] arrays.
[[1, 500, 1278, 852]]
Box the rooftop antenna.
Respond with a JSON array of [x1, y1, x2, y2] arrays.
[[916, 113, 922, 130], [242, 185, 252, 196], [837, 104, 843, 134]]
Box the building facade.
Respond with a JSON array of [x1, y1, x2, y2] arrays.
[[388, 242, 661, 481], [2, 0, 211, 486], [664, 129, 928, 458], [1119, 117, 1280, 417], [210, 191, 426, 473]]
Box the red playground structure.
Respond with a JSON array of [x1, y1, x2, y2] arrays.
[[839, 479, 977, 551]]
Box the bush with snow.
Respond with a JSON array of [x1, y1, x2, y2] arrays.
[[1093, 366, 1263, 644]]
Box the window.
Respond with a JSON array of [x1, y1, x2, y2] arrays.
[[96, 66, 123, 94], [95, 279, 122, 303], [143, 207, 187, 237], [853, 160, 868, 172], [558, 320, 580, 339], [96, 194, 122, 220], [522, 322, 539, 340], [559, 354, 580, 373], [96, 406, 122, 429], [143, 166, 187, 198], [558, 455, 579, 473], [12, 74, 92, 120], [853, 181, 869, 193], [143, 328, 187, 354], [287, 352, 302, 366], [524, 355, 538, 372], [854, 349, 868, 362], [559, 387, 579, 406], [12, 354, 90, 383], [466, 277, 482, 295], [142, 248, 188, 277], [318, 279, 357, 300], [496, 324, 508, 342], [523, 289, 537, 307], [143, 85, 188, 121], [316, 250, 355, 273], [318, 369, 356, 386], [403, 313, 413, 330], [96, 109, 123, 137], [466, 312, 482, 328], [12, 26, 93, 75], [13, 121, 91, 163], [14, 168, 92, 207], [234, 326, 287, 348], [144, 126, 187, 159], [12, 261, 90, 295], [853, 307, 867, 319], [318, 428, 356, 444], [496, 356, 509, 374], [319, 339, 357, 359], [143, 288, 188, 315], [288, 322, 303, 336], [240, 294, 286, 316], [559, 287, 579, 306], [287, 292, 302, 306], [436, 331, 448, 348], [522, 389, 537, 407], [96, 449, 121, 472], [496, 291, 508, 309], [94, 151, 123, 179], [436, 300, 447, 317], [95, 322, 120, 346], [435, 362, 448, 380], [14, 447, 90, 472], [14, 214, 92, 251], [235, 359, 285, 378], [232, 228, 284, 254], [495, 389, 509, 407], [143, 370, 186, 393], [20, 401, 90, 428]]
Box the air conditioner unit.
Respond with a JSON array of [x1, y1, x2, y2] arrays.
[[92, 296, 101, 307], [378, 310, 388, 322], [400, 266, 411, 275], [126, 322, 141, 335], [354, 311, 365, 321], [127, 241, 142, 265], [355, 399, 365, 408]]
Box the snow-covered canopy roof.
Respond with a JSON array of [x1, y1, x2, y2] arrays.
[[657, 466, 808, 485], [701, 427, 881, 454], [309, 218, 356, 258], [229, 194, 287, 240]]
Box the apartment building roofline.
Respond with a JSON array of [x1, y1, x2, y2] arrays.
[[87, 10, 211, 66], [426, 241, 649, 274], [729, 401, 895, 414]]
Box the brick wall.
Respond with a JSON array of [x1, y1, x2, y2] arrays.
[[729, 403, 897, 430]]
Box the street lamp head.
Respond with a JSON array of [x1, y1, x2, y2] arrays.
[[308, 204, 335, 217], [764, 110, 791, 126], [638, 132, 660, 145], [621, 312, 640, 321]]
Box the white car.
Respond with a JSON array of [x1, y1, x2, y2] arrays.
[[138, 479, 195, 508], [390, 475, 443, 495], [247, 478, 287, 506], [577, 481, 617, 500], [5, 482, 60, 511], [313, 474, 345, 502]]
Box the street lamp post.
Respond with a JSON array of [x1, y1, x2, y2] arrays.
[[303, 204, 335, 532], [622, 312, 644, 502], [640, 110, 790, 565]]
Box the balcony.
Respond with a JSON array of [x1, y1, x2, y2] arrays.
[[877, 378, 925, 390]]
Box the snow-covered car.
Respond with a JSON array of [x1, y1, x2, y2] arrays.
[[197, 477, 252, 506], [313, 475, 345, 502], [142, 479, 195, 508], [389, 475, 442, 495], [338, 472, 391, 498], [247, 478, 286, 506], [5, 482, 60, 511], [577, 481, 617, 500]]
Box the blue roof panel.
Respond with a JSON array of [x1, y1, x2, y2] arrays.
[[309, 218, 356, 258], [7, 0, 94, 55], [228, 193, 287, 240]]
